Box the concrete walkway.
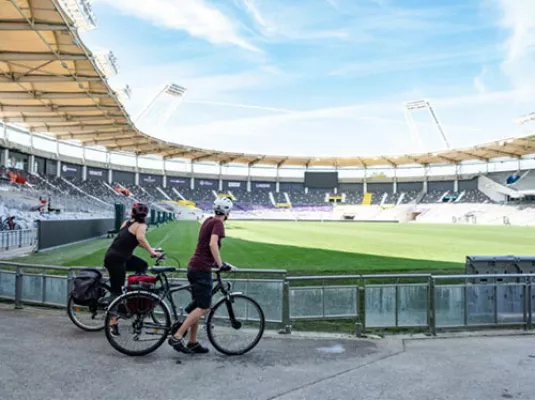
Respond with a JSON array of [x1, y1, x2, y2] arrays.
[[1, 306, 534, 400]]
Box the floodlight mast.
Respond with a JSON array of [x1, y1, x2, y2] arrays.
[[134, 83, 187, 127], [515, 112, 535, 125], [404, 99, 451, 150], [57, 0, 96, 31]]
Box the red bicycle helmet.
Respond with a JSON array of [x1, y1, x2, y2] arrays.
[[132, 202, 149, 218]]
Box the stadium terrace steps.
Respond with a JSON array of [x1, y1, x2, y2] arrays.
[[362, 192, 372, 205]]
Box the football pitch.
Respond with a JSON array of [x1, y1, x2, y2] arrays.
[[13, 220, 535, 275]]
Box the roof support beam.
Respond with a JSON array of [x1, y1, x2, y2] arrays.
[[30, 124, 129, 133], [46, 129, 129, 138], [220, 154, 243, 165], [248, 156, 265, 167], [276, 157, 289, 168], [0, 52, 87, 61], [0, 115, 126, 123], [456, 151, 489, 162], [56, 131, 135, 140], [0, 21, 70, 30], [192, 154, 215, 163], [0, 105, 120, 112], [0, 75, 101, 83], [484, 148, 520, 159], [0, 91, 111, 100], [381, 156, 397, 167], [162, 149, 196, 159], [77, 134, 139, 143]]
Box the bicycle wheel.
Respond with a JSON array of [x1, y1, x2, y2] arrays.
[[104, 291, 171, 357], [67, 284, 112, 332], [206, 294, 265, 356]]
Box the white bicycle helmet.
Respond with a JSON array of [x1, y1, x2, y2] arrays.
[[213, 197, 233, 216]]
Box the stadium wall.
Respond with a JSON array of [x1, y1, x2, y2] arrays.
[[36, 218, 114, 251]]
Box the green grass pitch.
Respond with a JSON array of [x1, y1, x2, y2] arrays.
[[12, 220, 535, 275]]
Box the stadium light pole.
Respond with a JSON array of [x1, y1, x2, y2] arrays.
[[405, 100, 451, 150], [56, 0, 96, 31], [134, 83, 187, 128], [515, 112, 535, 125]]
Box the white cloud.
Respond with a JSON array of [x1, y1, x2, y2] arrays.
[[239, 0, 350, 42], [148, 89, 533, 156], [473, 68, 488, 94], [330, 48, 498, 77], [94, 0, 260, 52], [497, 0, 535, 95]]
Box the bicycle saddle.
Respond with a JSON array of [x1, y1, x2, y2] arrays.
[[150, 266, 176, 274]]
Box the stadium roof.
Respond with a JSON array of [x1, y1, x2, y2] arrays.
[[1, 0, 535, 168]]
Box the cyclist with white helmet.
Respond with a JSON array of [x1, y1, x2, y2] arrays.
[[168, 196, 233, 354]]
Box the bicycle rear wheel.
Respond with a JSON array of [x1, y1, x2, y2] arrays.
[[206, 294, 265, 356], [67, 283, 111, 331], [104, 291, 171, 356]]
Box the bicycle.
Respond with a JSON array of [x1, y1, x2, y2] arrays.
[[67, 270, 112, 332], [103, 255, 266, 357], [66, 249, 170, 332]]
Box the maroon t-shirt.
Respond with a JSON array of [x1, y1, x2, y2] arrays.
[[188, 217, 225, 272]]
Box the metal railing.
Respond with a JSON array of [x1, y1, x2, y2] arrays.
[[1, 261, 535, 336], [0, 229, 37, 251]]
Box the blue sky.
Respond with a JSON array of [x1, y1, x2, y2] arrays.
[[82, 0, 535, 157]]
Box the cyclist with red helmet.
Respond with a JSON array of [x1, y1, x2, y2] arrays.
[[104, 202, 161, 335]]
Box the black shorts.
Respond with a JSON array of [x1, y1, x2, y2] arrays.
[[187, 269, 213, 310]]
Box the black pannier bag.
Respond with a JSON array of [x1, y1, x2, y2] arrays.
[[71, 269, 102, 306]]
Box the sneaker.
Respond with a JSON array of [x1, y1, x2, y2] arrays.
[[110, 324, 120, 337], [168, 336, 192, 354], [187, 342, 209, 354]]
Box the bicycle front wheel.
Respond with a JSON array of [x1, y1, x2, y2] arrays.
[[206, 294, 265, 356], [104, 291, 171, 356]]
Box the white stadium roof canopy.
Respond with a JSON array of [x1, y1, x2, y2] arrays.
[[1, 0, 535, 168]]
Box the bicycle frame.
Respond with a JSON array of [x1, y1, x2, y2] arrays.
[[152, 269, 238, 322]]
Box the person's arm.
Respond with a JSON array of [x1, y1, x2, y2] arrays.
[[135, 224, 157, 257], [209, 234, 223, 267]]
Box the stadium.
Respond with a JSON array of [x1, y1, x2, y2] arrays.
[[1, 0, 535, 274], [1, 3, 535, 292], [2, 2, 535, 398]]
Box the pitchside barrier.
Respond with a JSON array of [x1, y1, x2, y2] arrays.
[[1, 261, 535, 335], [0, 229, 37, 251], [36, 218, 115, 251]]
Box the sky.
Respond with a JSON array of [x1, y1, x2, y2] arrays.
[[81, 0, 535, 158]]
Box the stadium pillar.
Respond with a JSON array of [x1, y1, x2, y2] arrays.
[[247, 165, 251, 192], [190, 162, 195, 190], [276, 165, 280, 193], [363, 168, 367, 193], [219, 163, 223, 191], [82, 165, 87, 181], [108, 169, 112, 184], [2, 122, 8, 143], [56, 160, 61, 178], [163, 174, 167, 189], [135, 155, 139, 185], [29, 132, 34, 152], [29, 155, 35, 174], [393, 167, 397, 194], [3, 148, 8, 168]]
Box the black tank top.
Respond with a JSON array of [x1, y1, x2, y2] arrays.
[[106, 220, 140, 259]]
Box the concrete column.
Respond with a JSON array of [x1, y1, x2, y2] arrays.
[[82, 165, 87, 181], [29, 155, 35, 174], [163, 175, 167, 188], [56, 160, 61, 178], [454, 179, 459, 192], [3, 148, 9, 168], [219, 164, 223, 192], [135, 155, 139, 185], [363, 167, 367, 192], [247, 165, 251, 192], [108, 169, 112, 184], [190, 162, 195, 190], [3, 122, 9, 142]]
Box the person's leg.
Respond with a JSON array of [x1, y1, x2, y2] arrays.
[[125, 255, 148, 275], [170, 270, 212, 353], [104, 258, 126, 330]]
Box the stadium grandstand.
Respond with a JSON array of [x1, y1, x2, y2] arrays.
[[2, 0, 535, 231]]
